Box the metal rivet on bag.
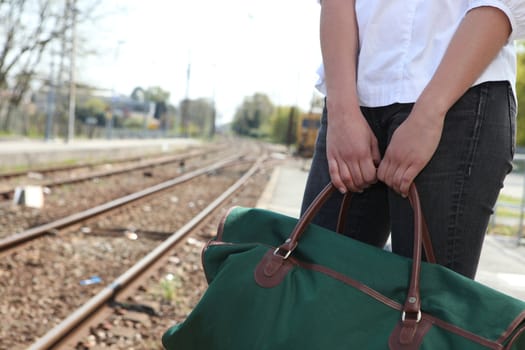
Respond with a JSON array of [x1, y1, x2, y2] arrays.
[[408, 297, 417, 304]]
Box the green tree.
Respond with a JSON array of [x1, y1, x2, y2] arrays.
[[270, 106, 299, 145], [177, 98, 215, 137], [0, 0, 107, 133], [231, 93, 274, 137], [131, 87, 147, 103], [145, 86, 170, 103]]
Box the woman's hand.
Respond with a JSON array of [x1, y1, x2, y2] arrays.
[[377, 108, 444, 197], [327, 111, 380, 194], [320, 0, 373, 194], [376, 6, 511, 198]]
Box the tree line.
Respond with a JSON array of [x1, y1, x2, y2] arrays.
[[0, 0, 218, 139], [0, 1, 524, 146], [230, 92, 323, 146], [235, 45, 525, 149]]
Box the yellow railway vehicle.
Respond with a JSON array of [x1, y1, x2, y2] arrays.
[[296, 112, 321, 158]]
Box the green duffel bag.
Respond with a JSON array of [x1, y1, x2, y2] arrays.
[[162, 183, 525, 349]]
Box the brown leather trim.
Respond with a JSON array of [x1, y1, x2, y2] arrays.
[[421, 217, 436, 264], [336, 192, 352, 234], [425, 314, 503, 350], [215, 206, 238, 241], [504, 324, 525, 350], [498, 310, 525, 343], [202, 212, 238, 282], [388, 318, 433, 350], [404, 185, 423, 315], [201, 241, 223, 283], [287, 183, 336, 245], [292, 257, 403, 310], [336, 190, 436, 265], [206, 241, 506, 349], [254, 250, 295, 288], [293, 257, 503, 349]]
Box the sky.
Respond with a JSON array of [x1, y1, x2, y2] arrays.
[[77, 0, 322, 124]]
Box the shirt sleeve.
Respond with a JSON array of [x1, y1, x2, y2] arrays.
[[468, 0, 525, 40]]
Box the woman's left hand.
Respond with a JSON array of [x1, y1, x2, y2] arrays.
[[376, 5, 512, 198], [377, 109, 445, 197]]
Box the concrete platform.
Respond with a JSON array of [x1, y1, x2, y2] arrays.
[[0, 138, 201, 169], [257, 158, 525, 301]]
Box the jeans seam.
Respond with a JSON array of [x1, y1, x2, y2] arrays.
[[446, 84, 488, 270], [465, 84, 488, 176], [506, 83, 516, 159]]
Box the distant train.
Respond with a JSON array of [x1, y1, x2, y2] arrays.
[[296, 112, 321, 158]]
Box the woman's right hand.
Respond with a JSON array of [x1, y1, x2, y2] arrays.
[[320, 0, 377, 193], [326, 109, 380, 194]]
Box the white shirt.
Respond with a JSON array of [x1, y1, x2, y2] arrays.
[[315, 0, 525, 107]]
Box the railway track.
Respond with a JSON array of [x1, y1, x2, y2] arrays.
[[0, 142, 282, 349], [0, 153, 246, 255], [26, 156, 266, 350], [0, 150, 174, 179], [0, 144, 228, 200], [0, 145, 239, 239]]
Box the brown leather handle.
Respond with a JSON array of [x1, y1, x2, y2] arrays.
[[337, 192, 436, 264], [336, 192, 436, 264], [275, 183, 336, 255], [275, 182, 433, 322]]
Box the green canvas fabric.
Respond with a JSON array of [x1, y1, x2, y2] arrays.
[[162, 207, 525, 349]]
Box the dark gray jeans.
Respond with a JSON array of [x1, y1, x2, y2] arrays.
[[301, 81, 516, 279]]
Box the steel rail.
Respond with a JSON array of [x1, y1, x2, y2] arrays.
[[0, 143, 222, 179], [0, 146, 227, 200], [26, 155, 265, 350], [0, 153, 245, 252]]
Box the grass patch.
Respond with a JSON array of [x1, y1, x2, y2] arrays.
[[498, 194, 522, 205], [0, 158, 82, 174], [494, 194, 524, 219], [490, 195, 524, 236], [495, 206, 522, 219], [487, 224, 518, 236], [157, 273, 182, 302]]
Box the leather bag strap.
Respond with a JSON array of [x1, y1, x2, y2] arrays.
[[274, 182, 434, 326], [337, 192, 436, 264]]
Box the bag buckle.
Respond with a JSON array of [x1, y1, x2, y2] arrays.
[[273, 239, 297, 260], [401, 311, 422, 323], [273, 247, 292, 259]]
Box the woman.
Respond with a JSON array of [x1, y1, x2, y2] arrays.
[[301, 0, 525, 278]]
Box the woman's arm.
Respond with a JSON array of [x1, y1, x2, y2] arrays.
[[377, 6, 512, 197], [474, 0, 525, 40], [321, 0, 380, 193]]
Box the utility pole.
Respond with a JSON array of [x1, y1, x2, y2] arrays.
[[108, 40, 124, 140], [45, 57, 56, 141], [209, 63, 216, 138], [53, 2, 68, 138], [181, 60, 191, 137], [66, 0, 77, 143]]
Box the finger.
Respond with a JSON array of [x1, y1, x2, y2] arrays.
[[392, 165, 406, 196], [361, 158, 378, 185], [328, 158, 347, 194], [377, 156, 395, 187], [399, 165, 419, 197], [349, 162, 366, 191], [339, 162, 359, 193]]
